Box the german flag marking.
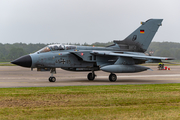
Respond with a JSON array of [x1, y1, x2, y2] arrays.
[[140, 30, 145, 34]]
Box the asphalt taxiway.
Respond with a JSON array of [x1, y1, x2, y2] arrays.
[[0, 66, 180, 88]]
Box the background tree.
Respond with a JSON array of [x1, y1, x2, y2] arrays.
[[0, 42, 180, 62], [7, 48, 26, 61]]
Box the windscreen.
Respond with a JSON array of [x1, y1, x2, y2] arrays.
[[37, 44, 76, 53], [38, 44, 65, 53], [49, 44, 65, 51], [38, 46, 51, 53]]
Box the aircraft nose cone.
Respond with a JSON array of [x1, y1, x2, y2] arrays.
[[11, 55, 32, 68]]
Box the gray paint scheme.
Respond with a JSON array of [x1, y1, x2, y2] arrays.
[[11, 19, 174, 82], [114, 19, 163, 52]]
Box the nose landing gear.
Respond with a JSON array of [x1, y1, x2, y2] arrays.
[[49, 76, 56, 82], [49, 68, 56, 82]]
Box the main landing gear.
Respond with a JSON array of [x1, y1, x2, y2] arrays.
[[87, 71, 117, 82], [87, 71, 96, 81], [49, 68, 56, 82], [109, 73, 117, 82]]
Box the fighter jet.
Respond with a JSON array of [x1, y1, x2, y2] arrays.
[[11, 19, 174, 82]]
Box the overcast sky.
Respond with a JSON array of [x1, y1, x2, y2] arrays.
[[0, 0, 180, 44]]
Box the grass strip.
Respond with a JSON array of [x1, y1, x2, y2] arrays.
[[0, 84, 179, 120], [0, 62, 15, 66]]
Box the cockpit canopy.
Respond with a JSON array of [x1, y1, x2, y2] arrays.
[[37, 44, 76, 53]]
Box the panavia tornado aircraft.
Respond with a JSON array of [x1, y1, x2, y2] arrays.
[[11, 19, 174, 82]]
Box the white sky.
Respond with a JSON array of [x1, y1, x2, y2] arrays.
[[0, 0, 180, 44]]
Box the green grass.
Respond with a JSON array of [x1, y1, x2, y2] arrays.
[[0, 62, 15, 66], [0, 84, 180, 119]]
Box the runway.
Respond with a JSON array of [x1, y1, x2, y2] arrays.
[[0, 66, 180, 88]]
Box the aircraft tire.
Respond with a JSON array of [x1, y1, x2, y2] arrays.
[[109, 73, 117, 82], [49, 77, 56, 82], [87, 73, 95, 81]]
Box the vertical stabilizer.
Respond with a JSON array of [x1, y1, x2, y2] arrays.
[[121, 19, 163, 52]]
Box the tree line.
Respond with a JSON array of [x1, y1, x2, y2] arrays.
[[0, 42, 180, 62], [147, 42, 180, 59]]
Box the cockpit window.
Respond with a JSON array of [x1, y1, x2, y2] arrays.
[[49, 44, 65, 51], [65, 45, 76, 50], [39, 47, 51, 53], [37, 44, 76, 53]]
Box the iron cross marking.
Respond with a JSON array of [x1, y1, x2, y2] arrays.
[[60, 59, 66, 64]]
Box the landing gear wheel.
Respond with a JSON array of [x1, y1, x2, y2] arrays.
[[49, 77, 56, 82], [87, 73, 95, 81], [109, 73, 117, 82], [49, 68, 56, 82]]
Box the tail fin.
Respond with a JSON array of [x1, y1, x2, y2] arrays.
[[114, 19, 163, 52]]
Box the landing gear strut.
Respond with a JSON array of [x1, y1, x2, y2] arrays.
[[49, 68, 56, 82], [87, 71, 96, 81], [109, 73, 117, 82]]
